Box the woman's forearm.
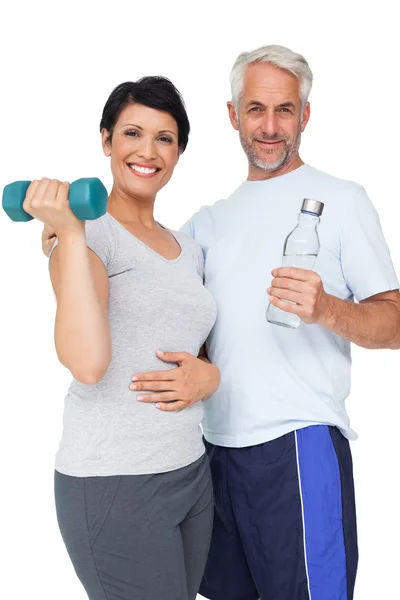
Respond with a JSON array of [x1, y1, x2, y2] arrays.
[[52, 232, 112, 383]]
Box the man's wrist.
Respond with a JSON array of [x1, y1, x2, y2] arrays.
[[199, 359, 221, 398], [199, 356, 210, 365], [319, 293, 340, 330]]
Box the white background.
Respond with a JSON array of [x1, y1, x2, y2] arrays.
[[0, 1, 399, 599]]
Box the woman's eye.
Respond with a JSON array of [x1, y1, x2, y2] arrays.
[[125, 130, 139, 137], [159, 136, 173, 143]]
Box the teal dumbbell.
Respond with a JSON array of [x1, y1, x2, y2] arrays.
[[2, 177, 108, 222]]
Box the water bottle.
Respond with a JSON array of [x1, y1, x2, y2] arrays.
[[266, 198, 324, 329]]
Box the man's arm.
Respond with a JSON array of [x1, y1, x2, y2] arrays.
[[323, 290, 400, 350], [268, 267, 400, 350], [198, 343, 211, 363], [129, 349, 221, 412]]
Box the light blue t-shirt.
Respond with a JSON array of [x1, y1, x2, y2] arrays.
[[181, 164, 399, 446]]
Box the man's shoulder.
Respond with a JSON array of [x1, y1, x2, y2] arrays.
[[305, 165, 363, 196], [193, 195, 234, 216], [180, 196, 233, 235], [185, 188, 243, 227], [179, 193, 241, 248]]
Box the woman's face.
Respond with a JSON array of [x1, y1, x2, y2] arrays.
[[102, 103, 181, 200]]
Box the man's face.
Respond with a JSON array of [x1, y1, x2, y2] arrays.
[[228, 62, 310, 177]]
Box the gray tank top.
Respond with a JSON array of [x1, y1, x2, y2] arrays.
[[50, 213, 217, 476]]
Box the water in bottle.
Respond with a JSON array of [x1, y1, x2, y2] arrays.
[[266, 198, 324, 329]]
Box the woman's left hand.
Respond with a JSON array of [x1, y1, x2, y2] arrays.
[[130, 351, 221, 411]]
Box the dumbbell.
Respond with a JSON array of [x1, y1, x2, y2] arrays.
[[2, 177, 108, 222]]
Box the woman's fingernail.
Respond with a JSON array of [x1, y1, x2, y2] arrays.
[[155, 403, 161, 409], [130, 384, 137, 390], [131, 376, 138, 381], [137, 395, 144, 401]]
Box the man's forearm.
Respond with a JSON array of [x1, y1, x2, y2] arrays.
[[198, 344, 210, 364], [323, 294, 400, 349], [198, 346, 221, 398]]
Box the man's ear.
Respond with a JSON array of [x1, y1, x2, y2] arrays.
[[227, 101, 239, 131], [301, 102, 311, 133]]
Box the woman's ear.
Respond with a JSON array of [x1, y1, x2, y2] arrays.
[[173, 146, 183, 166], [101, 128, 112, 157]]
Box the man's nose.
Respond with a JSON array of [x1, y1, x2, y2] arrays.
[[260, 111, 279, 137]]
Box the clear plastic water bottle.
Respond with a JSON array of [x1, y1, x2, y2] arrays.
[[266, 198, 324, 329]]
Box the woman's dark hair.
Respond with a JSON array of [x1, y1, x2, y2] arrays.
[[100, 76, 190, 153]]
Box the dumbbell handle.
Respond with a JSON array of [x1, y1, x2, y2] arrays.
[[2, 177, 108, 222]]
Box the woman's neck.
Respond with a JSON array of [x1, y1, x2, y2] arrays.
[[107, 187, 157, 229]]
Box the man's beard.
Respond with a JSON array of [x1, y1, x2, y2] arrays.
[[239, 124, 302, 172]]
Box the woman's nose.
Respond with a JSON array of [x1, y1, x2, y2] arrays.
[[137, 136, 157, 161]]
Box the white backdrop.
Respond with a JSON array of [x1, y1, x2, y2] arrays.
[[0, 1, 399, 599]]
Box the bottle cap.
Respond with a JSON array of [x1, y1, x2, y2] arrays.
[[301, 198, 324, 216]]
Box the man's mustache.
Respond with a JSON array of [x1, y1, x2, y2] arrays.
[[251, 134, 288, 142]]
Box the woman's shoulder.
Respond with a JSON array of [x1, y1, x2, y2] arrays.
[[85, 212, 122, 249], [80, 213, 119, 270], [85, 212, 115, 234]]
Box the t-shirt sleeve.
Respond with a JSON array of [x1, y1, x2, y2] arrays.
[[179, 215, 206, 278], [340, 187, 399, 301], [179, 216, 195, 240], [48, 216, 116, 271], [195, 241, 205, 279]]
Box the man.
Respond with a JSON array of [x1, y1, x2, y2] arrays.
[[42, 45, 400, 599]]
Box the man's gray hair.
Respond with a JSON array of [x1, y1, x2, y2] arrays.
[[230, 44, 313, 110]]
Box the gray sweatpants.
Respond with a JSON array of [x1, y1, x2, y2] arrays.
[[54, 453, 213, 600]]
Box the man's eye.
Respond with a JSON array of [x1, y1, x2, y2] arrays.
[[278, 108, 291, 113], [250, 107, 262, 112]]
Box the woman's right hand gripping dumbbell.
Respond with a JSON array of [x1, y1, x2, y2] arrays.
[[24, 178, 85, 243]]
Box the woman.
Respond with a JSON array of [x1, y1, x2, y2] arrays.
[[27, 77, 219, 600]]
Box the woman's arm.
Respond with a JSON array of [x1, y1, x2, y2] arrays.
[[24, 178, 112, 384], [50, 233, 112, 384]]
